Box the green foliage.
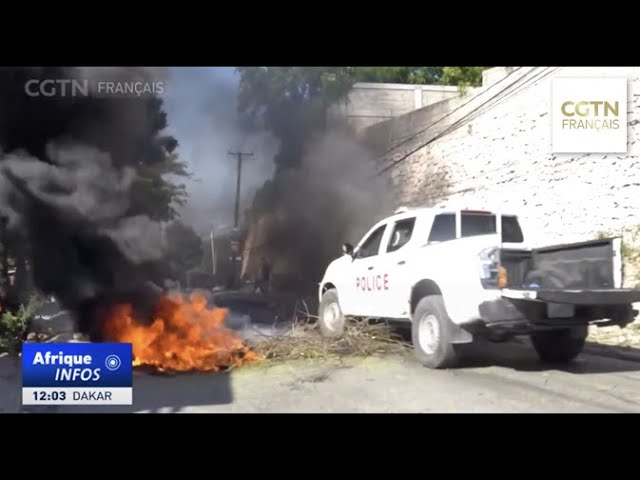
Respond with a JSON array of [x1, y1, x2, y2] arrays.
[[237, 67, 355, 171], [164, 221, 204, 273], [347, 67, 490, 87], [237, 67, 354, 117], [0, 295, 42, 354], [349, 67, 444, 84], [123, 99, 190, 222], [131, 154, 190, 222], [440, 67, 489, 93]]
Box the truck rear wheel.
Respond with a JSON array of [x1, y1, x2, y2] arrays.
[[411, 295, 458, 369], [318, 289, 345, 338], [530, 327, 587, 364]]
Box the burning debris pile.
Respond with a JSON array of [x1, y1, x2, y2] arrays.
[[101, 291, 259, 373]]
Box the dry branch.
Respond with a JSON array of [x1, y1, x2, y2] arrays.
[[252, 305, 412, 362]]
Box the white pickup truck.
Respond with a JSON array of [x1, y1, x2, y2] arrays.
[[318, 207, 640, 369]]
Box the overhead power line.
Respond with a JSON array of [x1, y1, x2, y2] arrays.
[[376, 67, 557, 177], [377, 67, 524, 159]]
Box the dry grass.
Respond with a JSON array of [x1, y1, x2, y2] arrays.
[[252, 301, 412, 362]]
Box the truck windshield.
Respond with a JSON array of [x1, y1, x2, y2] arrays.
[[461, 213, 524, 243]]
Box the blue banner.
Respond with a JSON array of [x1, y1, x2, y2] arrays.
[[22, 343, 133, 388]]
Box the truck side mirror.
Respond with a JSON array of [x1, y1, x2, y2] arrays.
[[342, 243, 354, 256]]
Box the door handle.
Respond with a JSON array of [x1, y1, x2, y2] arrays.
[[368, 266, 374, 270], [397, 260, 406, 265]]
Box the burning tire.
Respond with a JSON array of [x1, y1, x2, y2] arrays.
[[318, 289, 345, 338], [411, 295, 458, 369], [530, 327, 587, 364]]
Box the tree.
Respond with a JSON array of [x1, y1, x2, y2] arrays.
[[350, 67, 490, 88], [237, 67, 354, 173], [164, 221, 204, 276], [440, 67, 488, 90], [164, 221, 204, 283], [350, 67, 444, 84]]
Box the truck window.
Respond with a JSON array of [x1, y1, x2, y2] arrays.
[[460, 213, 524, 243], [356, 225, 386, 258], [387, 217, 416, 253], [501, 215, 524, 243], [461, 213, 496, 237], [428, 214, 455, 242]]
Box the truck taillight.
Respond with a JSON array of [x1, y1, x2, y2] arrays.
[[497, 266, 507, 288], [479, 247, 507, 289]]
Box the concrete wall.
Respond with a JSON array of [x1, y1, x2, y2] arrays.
[[328, 82, 459, 133], [359, 67, 640, 263], [482, 66, 518, 87]]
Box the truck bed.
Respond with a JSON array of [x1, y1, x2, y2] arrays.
[[501, 238, 620, 290]]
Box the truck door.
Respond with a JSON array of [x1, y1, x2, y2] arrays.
[[376, 216, 418, 318], [349, 222, 389, 317]]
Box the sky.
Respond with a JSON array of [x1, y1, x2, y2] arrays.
[[160, 67, 276, 236]]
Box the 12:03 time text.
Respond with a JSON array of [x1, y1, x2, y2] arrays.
[[32, 390, 66, 401]]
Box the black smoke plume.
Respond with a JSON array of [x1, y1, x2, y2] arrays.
[[0, 67, 181, 340], [250, 131, 393, 288]]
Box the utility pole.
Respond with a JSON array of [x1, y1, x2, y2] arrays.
[[227, 150, 253, 289], [227, 150, 254, 228], [209, 230, 216, 276]]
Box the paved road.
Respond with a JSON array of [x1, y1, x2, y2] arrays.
[[4, 339, 640, 413]]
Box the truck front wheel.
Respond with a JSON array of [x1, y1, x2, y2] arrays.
[[530, 327, 587, 364], [411, 295, 458, 369]]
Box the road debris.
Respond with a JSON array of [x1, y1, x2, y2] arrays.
[[253, 314, 411, 362]]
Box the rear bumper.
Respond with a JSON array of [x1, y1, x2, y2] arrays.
[[479, 289, 640, 327], [479, 298, 527, 323], [535, 288, 640, 305]]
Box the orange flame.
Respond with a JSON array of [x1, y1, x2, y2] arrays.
[[101, 292, 260, 373]]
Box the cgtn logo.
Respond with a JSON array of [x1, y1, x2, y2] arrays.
[[552, 77, 628, 153]]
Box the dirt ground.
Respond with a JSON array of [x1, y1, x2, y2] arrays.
[[4, 338, 640, 413]]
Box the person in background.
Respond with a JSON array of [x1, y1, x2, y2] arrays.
[[258, 256, 271, 294]]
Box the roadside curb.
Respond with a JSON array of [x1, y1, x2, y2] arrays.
[[584, 343, 640, 363]]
